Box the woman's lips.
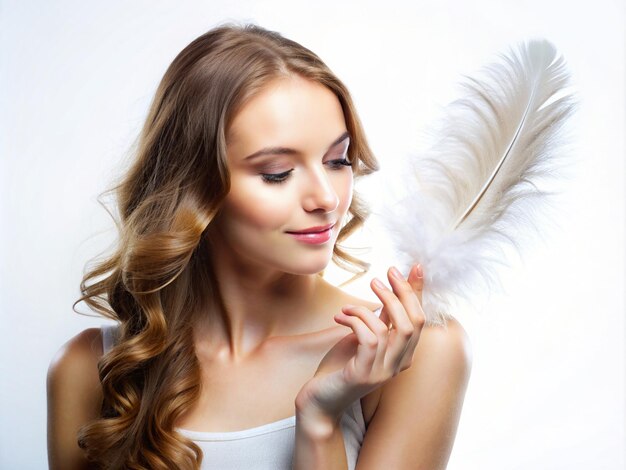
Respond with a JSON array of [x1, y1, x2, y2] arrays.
[[286, 223, 335, 244]]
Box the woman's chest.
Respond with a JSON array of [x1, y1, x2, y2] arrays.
[[175, 329, 380, 432], [179, 354, 313, 431]]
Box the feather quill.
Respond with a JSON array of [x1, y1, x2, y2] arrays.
[[378, 39, 576, 326]]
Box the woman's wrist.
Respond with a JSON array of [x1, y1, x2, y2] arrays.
[[294, 398, 343, 441], [293, 410, 348, 470]]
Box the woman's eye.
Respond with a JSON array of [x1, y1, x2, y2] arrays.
[[261, 169, 293, 184], [328, 157, 352, 168], [260, 157, 351, 185]]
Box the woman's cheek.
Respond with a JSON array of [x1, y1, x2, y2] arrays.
[[336, 171, 354, 216], [225, 177, 294, 230]]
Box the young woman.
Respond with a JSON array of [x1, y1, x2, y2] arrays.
[[46, 23, 472, 470]]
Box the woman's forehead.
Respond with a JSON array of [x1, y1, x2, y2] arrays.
[[226, 76, 347, 160]]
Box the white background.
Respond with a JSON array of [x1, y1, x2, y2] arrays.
[[1, 1, 624, 468]]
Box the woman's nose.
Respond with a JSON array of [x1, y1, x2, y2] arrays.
[[302, 168, 340, 213]]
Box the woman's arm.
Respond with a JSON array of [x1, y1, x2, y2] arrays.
[[46, 328, 103, 470], [292, 410, 349, 470], [293, 264, 430, 469], [355, 318, 472, 470]]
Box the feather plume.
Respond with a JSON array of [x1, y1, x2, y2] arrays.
[[377, 39, 577, 326]]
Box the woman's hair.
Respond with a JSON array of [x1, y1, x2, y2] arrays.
[[74, 22, 379, 469]]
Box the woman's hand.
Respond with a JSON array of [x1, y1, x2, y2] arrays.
[[294, 263, 426, 429]]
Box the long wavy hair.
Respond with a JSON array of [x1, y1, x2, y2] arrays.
[[74, 22, 379, 469]]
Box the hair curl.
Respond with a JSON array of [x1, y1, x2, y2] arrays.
[[74, 22, 379, 469]]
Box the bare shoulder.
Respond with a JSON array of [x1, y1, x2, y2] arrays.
[[417, 317, 473, 366], [356, 317, 472, 470], [47, 328, 104, 392], [381, 316, 472, 403], [318, 277, 383, 314], [47, 328, 104, 470], [47, 328, 102, 393]]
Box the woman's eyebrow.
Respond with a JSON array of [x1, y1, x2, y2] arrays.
[[243, 131, 350, 161]]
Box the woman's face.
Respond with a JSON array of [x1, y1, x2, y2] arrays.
[[213, 75, 354, 275]]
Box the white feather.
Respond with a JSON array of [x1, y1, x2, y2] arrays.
[[377, 39, 577, 326]]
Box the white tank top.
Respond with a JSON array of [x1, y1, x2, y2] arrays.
[[100, 306, 382, 469]]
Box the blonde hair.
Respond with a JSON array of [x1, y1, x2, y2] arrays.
[[74, 22, 379, 469]]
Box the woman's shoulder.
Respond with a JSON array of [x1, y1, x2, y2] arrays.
[[412, 317, 472, 378], [48, 328, 103, 371], [47, 328, 103, 401], [47, 328, 104, 468], [319, 278, 383, 313]]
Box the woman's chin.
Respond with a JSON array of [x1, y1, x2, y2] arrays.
[[282, 254, 333, 276]]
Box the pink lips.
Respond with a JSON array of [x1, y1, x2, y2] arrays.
[[286, 223, 335, 245]]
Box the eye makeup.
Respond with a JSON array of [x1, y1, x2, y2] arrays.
[[260, 147, 351, 185], [260, 169, 294, 184]]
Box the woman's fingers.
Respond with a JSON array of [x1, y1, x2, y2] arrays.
[[334, 306, 386, 378], [394, 264, 426, 371], [407, 264, 424, 306], [332, 263, 427, 387], [370, 278, 410, 372], [386, 266, 424, 329], [371, 264, 426, 373]]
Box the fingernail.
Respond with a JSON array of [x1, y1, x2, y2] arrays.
[[373, 278, 387, 290], [415, 264, 423, 278], [390, 266, 403, 279]]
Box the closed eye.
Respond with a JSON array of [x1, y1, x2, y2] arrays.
[[260, 156, 352, 185], [261, 169, 294, 184], [261, 143, 352, 184], [328, 158, 352, 169]]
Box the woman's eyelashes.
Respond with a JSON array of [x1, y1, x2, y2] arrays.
[[260, 169, 293, 184], [260, 156, 352, 185]]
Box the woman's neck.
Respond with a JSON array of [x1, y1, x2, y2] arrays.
[[195, 257, 336, 362]]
